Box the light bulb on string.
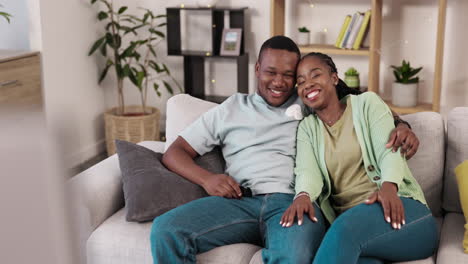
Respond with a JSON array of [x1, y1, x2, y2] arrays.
[[307, 0, 315, 8]]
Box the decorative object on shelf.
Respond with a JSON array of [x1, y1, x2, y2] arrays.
[[196, 0, 218, 8], [344, 67, 360, 89], [89, 0, 181, 155], [0, 4, 12, 23], [297, 26, 310, 46], [166, 7, 248, 102], [390, 60, 422, 108], [220, 28, 242, 56]]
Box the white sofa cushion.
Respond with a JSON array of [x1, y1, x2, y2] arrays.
[[87, 208, 261, 264], [437, 213, 468, 263], [165, 94, 218, 151], [443, 107, 468, 213]]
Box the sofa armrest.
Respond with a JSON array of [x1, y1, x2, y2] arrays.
[[67, 141, 165, 263]]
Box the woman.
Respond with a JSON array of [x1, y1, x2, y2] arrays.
[[280, 52, 438, 264]]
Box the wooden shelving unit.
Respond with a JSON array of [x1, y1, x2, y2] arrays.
[[166, 6, 249, 102], [270, 0, 447, 114]]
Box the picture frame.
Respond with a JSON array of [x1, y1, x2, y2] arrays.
[[220, 28, 242, 56]]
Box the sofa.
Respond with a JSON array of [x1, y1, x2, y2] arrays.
[[69, 94, 468, 264]]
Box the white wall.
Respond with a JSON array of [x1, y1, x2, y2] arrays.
[[35, 0, 467, 168], [0, 0, 30, 49], [286, 0, 468, 115], [39, 0, 107, 168]]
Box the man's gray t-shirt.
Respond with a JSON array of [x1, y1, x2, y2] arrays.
[[179, 92, 302, 195]]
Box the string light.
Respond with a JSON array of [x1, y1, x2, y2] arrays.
[[323, 28, 328, 33], [211, 79, 216, 83], [180, 3, 185, 8]]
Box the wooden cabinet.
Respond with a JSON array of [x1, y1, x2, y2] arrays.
[[0, 51, 42, 106], [270, 0, 447, 113]]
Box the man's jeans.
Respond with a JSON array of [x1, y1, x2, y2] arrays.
[[313, 197, 439, 264], [150, 193, 327, 264]]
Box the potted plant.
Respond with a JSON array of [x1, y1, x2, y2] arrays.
[[297, 26, 310, 46], [0, 4, 12, 23], [344, 67, 360, 89], [89, 0, 181, 155], [390, 60, 422, 108]]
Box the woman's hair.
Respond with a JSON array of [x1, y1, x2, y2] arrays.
[[301, 52, 361, 100]]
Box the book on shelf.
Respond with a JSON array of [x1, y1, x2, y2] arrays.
[[339, 12, 359, 48], [345, 12, 364, 49], [334, 10, 372, 50], [353, 9, 372, 50], [335, 15, 351, 48]]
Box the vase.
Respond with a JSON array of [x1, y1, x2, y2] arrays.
[[297, 32, 310, 46], [344, 75, 360, 89], [104, 106, 160, 156], [391, 82, 418, 107], [197, 0, 218, 7]]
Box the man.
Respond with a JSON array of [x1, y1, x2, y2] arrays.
[[150, 36, 419, 263]]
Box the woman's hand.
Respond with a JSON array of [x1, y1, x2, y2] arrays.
[[365, 182, 405, 230], [386, 124, 420, 160], [280, 193, 318, 227]]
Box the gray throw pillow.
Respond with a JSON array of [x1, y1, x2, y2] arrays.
[[115, 140, 225, 222]]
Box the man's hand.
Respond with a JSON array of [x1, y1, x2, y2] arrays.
[[365, 182, 405, 230], [386, 123, 420, 160], [280, 194, 317, 227], [201, 174, 242, 199]]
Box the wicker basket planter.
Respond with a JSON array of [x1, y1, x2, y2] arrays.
[[104, 106, 160, 156]]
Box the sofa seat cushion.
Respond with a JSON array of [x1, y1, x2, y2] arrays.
[[87, 208, 261, 264], [437, 213, 468, 263]]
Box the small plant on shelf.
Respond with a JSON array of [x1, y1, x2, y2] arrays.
[[390, 60, 423, 108], [297, 26, 310, 46], [298, 26, 310, 33], [344, 67, 360, 89], [391, 60, 422, 84]]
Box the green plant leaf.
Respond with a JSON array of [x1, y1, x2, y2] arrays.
[[149, 28, 165, 38], [121, 43, 136, 58], [157, 22, 167, 27], [393, 70, 402, 83], [91, 0, 98, 4], [163, 81, 174, 94], [143, 13, 150, 23], [105, 32, 114, 48], [408, 67, 422, 78], [407, 77, 419, 83], [88, 36, 106, 56], [100, 41, 107, 56], [162, 64, 170, 74], [118, 6, 128, 14], [154, 83, 162, 97], [122, 64, 131, 77], [98, 11, 108, 21], [148, 45, 157, 58], [155, 14, 166, 19], [128, 68, 138, 86], [98, 64, 112, 84]]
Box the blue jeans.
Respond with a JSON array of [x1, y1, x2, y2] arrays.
[[150, 193, 327, 264], [313, 197, 439, 264]]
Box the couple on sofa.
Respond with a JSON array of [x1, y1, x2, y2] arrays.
[[150, 36, 438, 264]]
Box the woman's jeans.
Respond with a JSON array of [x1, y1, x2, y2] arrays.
[[150, 193, 327, 264], [313, 197, 439, 264]]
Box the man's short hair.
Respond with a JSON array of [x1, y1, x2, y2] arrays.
[[258, 35, 301, 63]]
